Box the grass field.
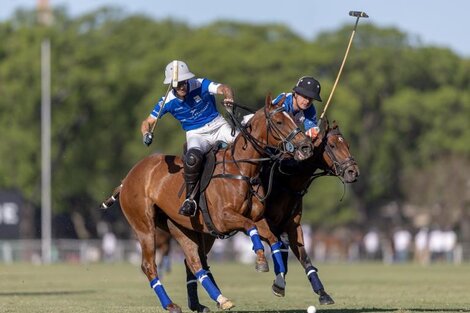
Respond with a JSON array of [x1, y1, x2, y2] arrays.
[[1, 261, 470, 313]]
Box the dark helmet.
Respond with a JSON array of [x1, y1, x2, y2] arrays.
[[293, 76, 322, 102]]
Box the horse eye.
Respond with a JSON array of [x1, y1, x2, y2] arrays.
[[276, 120, 283, 125]]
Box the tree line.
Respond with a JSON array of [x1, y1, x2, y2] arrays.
[[0, 7, 469, 238]]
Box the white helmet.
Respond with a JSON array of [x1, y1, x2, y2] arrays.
[[163, 60, 195, 85]]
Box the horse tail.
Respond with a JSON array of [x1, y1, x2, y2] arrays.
[[100, 183, 123, 210]]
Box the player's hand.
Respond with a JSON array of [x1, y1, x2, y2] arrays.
[[223, 98, 234, 108], [143, 132, 153, 146], [305, 126, 320, 139]]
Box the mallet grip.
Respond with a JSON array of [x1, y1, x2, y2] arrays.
[[172, 60, 178, 88], [349, 11, 369, 18]]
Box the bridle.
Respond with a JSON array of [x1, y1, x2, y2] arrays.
[[323, 129, 358, 177], [227, 102, 308, 159], [213, 102, 311, 203], [263, 105, 306, 156]]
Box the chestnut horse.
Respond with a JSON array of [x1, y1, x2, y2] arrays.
[[101, 95, 313, 313], [182, 118, 359, 311]]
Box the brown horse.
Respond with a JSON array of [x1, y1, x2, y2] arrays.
[[102, 95, 313, 313], [183, 118, 359, 311], [265, 118, 359, 303]]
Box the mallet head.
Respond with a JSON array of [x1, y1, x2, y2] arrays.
[[349, 11, 369, 18]]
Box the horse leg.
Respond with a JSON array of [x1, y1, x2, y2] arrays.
[[286, 220, 334, 305], [200, 234, 218, 290], [185, 259, 210, 313], [270, 233, 290, 297], [185, 234, 217, 313], [134, 220, 181, 312], [254, 218, 288, 292], [155, 228, 172, 276], [220, 210, 269, 272], [166, 220, 234, 311]]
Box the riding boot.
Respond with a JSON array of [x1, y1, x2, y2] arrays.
[[179, 148, 203, 217], [179, 179, 198, 216]]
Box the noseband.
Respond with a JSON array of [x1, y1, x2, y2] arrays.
[[264, 105, 304, 155]]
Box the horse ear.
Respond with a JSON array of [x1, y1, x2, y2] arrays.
[[265, 93, 272, 107], [318, 116, 328, 135], [267, 93, 285, 109], [332, 120, 338, 129]]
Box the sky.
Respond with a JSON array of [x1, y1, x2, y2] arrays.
[[2, 0, 470, 57]]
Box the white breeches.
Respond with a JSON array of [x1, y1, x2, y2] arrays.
[[186, 115, 238, 153]]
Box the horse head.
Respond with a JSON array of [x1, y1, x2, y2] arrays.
[[316, 119, 359, 183], [247, 94, 313, 161]]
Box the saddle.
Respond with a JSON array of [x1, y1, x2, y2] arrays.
[[180, 142, 236, 239]]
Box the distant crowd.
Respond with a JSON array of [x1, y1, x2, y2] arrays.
[[98, 223, 463, 265]]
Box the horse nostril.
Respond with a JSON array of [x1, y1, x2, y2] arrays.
[[348, 169, 358, 178], [301, 145, 312, 155]]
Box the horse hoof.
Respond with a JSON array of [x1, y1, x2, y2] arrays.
[[319, 292, 335, 305], [166, 303, 183, 313], [197, 304, 211, 313], [272, 284, 285, 297], [217, 300, 235, 310], [255, 262, 269, 272], [189, 304, 210, 313], [272, 283, 285, 297]]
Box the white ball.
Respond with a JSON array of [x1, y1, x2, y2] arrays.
[[307, 305, 316, 313]]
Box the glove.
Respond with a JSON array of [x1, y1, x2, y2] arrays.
[[305, 126, 320, 139], [143, 132, 153, 146], [223, 98, 234, 112]]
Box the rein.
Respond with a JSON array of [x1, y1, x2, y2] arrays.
[[213, 101, 303, 202]]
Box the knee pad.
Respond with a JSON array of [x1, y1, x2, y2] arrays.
[[185, 149, 204, 172]]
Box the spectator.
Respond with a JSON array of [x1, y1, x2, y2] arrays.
[[363, 228, 381, 260], [102, 230, 117, 262], [392, 227, 412, 262], [428, 225, 445, 262], [442, 227, 457, 262], [414, 227, 430, 265]]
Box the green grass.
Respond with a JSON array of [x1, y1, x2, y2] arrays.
[[1, 261, 470, 313]]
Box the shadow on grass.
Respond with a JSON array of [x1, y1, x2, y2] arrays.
[[225, 309, 470, 313], [0, 290, 95, 296]]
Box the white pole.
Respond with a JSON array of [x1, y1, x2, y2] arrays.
[[41, 38, 52, 264]]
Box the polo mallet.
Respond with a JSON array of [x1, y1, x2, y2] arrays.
[[319, 11, 369, 121], [150, 60, 179, 134]]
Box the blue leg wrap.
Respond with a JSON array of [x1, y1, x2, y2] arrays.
[[271, 241, 286, 275], [305, 266, 324, 293], [206, 270, 220, 290], [247, 227, 264, 252], [150, 278, 172, 309], [281, 241, 289, 275], [196, 269, 221, 302]]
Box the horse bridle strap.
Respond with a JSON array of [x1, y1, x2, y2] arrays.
[[226, 102, 303, 159], [212, 173, 251, 182], [324, 142, 357, 176]]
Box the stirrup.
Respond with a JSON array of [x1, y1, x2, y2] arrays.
[[179, 199, 197, 217]]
